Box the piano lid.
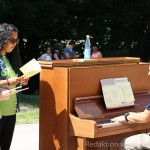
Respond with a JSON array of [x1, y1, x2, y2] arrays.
[[38, 57, 140, 68]]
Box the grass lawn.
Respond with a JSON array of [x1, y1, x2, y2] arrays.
[[16, 94, 39, 124]]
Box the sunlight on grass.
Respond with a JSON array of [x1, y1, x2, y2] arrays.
[[16, 94, 39, 124], [16, 108, 39, 124]]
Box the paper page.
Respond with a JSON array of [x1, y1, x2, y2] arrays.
[[116, 83, 126, 102], [20, 58, 42, 78], [102, 84, 122, 108], [101, 77, 135, 109], [115, 77, 128, 83], [115, 78, 129, 103], [121, 82, 135, 102], [21, 71, 40, 78]]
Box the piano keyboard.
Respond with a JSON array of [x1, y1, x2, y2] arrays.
[[97, 120, 118, 127]]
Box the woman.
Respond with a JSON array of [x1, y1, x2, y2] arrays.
[[91, 44, 102, 58], [0, 23, 28, 150], [52, 43, 63, 60], [37, 47, 52, 61]]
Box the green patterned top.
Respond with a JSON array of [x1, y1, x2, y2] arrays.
[[0, 56, 18, 116]]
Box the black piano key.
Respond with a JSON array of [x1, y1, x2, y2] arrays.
[[97, 120, 114, 125]]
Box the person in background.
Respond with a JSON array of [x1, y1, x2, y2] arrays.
[[52, 43, 63, 60], [0, 23, 28, 150], [111, 102, 150, 150], [91, 44, 102, 58], [63, 40, 77, 59], [37, 46, 52, 61]]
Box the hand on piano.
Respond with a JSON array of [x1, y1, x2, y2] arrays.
[[111, 112, 136, 124], [111, 115, 127, 124]]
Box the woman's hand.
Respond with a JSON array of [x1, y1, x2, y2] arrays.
[[7, 77, 29, 86], [0, 89, 17, 101], [19, 77, 29, 86]]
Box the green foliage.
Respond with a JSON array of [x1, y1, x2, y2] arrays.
[[1, 0, 150, 60]]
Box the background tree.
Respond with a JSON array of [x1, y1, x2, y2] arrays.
[[1, 0, 150, 61], [1, 0, 150, 93]]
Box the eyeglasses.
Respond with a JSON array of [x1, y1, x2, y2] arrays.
[[8, 38, 19, 44]]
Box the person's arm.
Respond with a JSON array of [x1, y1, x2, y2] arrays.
[[111, 101, 150, 124], [45, 55, 52, 60], [0, 77, 21, 86], [91, 53, 94, 59], [37, 55, 43, 61], [127, 110, 150, 123], [0, 77, 29, 86], [98, 52, 103, 58], [64, 53, 70, 59], [63, 48, 71, 59], [5, 77, 22, 86], [69, 50, 77, 59], [111, 110, 150, 124], [0, 80, 10, 86], [54, 53, 60, 60], [73, 53, 77, 58]]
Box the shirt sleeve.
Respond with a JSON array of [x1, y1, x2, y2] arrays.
[[145, 101, 150, 110], [45, 55, 51, 60], [64, 48, 70, 54]]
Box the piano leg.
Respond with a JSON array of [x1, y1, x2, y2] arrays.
[[77, 137, 86, 150]]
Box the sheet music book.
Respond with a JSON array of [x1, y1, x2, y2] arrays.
[[20, 58, 42, 79], [100, 77, 135, 109]]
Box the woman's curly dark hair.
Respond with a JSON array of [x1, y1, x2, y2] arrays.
[[6, 45, 22, 74], [0, 23, 22, 74]]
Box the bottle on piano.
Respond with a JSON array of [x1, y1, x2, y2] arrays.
[[84, 35, 91, 59]]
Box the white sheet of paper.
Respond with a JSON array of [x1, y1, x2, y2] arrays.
[[102, 84, 122, 108], [101, 77, 135, 109], [121, 82, 135, 102], [20, 58, 42, 78]]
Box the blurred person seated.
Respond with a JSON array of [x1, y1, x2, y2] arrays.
[[91, 44, 102, 58], [37, 46, 52, 61], [52, 43, 63, 60], [63, 40, 77, 59]]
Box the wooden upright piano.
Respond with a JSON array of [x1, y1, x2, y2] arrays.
[[39, 57, 150, 150]]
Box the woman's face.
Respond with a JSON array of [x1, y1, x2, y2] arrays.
[[92, 46, 98, 52], [1, 31, 18, 55], [47, 47, 51, 54]]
